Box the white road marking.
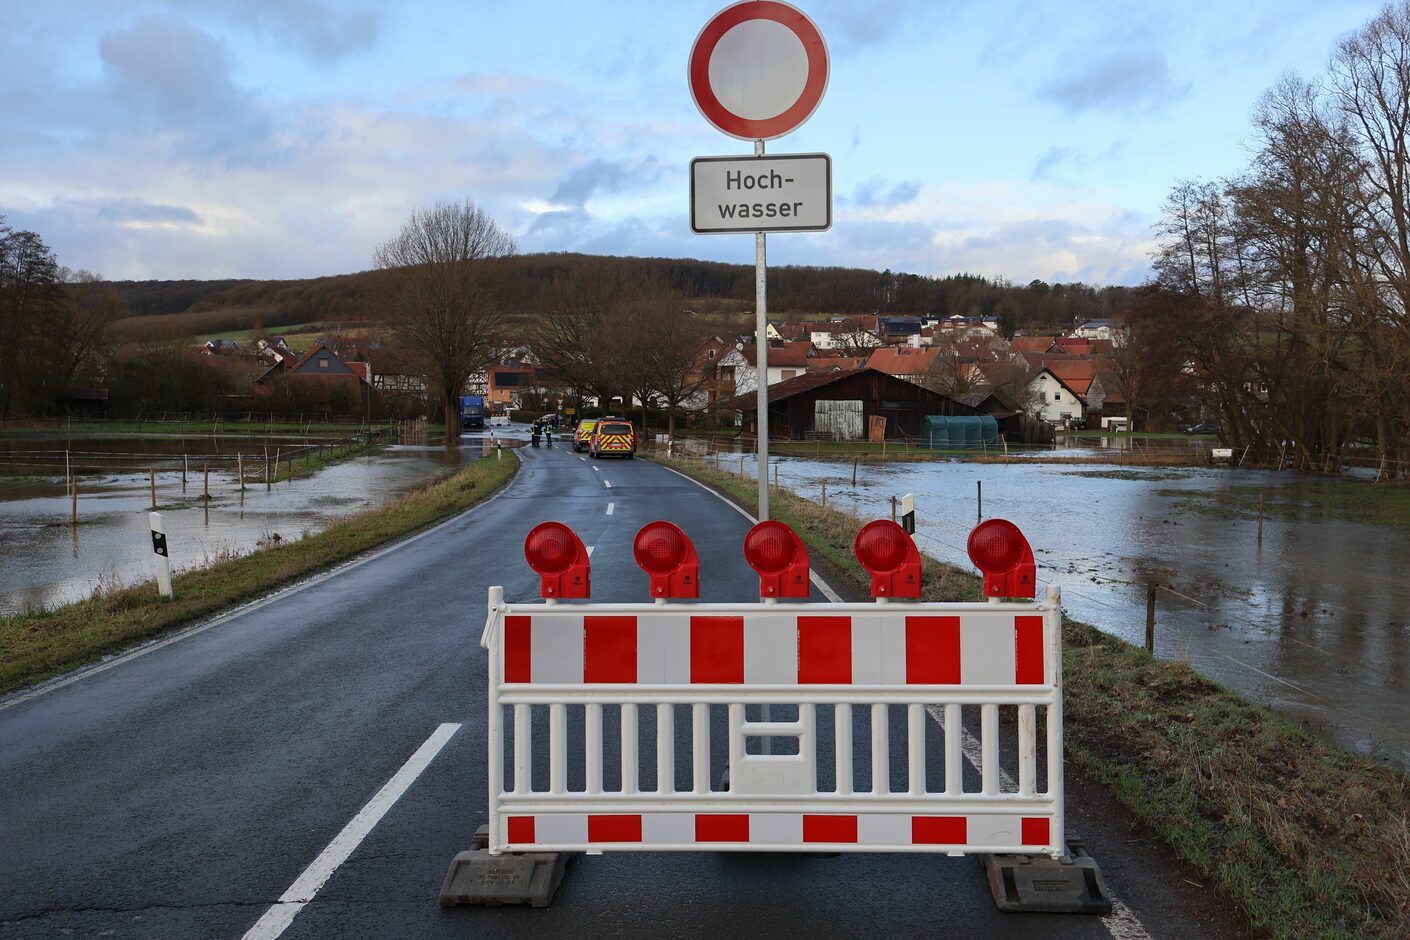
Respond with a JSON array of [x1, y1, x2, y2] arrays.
[[586, 545, 595, 557], [604, 480, 612, 489], [606, 502, 615, 516], [240, 722, 462, 940], [592, 466, 600, 473], [653, 462, 843, 603], [1, 457, 524, 711], [579, 457, 586, 462]]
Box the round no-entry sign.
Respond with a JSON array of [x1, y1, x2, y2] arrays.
[[689, 1, 829, 141]]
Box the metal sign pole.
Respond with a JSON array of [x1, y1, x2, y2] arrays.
[[754, 137, 769, 521]]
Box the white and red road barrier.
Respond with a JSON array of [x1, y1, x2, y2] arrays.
[[479, 516, 1064, 858]]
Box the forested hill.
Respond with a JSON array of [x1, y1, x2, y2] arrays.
[[108, 253, 1132, 332]]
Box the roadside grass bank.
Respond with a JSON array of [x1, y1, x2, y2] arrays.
[[649, 451, 1410, 940], [0, 451, 519, 697], [1158, 479, 1410, 528]]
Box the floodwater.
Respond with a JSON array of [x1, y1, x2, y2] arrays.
[[0, 432, 490, 616], [727, 453, 1410, 770]]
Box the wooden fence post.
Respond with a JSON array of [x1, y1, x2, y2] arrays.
[[150, 467, 156, 510], [1146, 583, 1157, 654]]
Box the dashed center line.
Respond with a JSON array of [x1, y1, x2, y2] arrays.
[[606, 502, 615, 515], [604, 480, 612, 489], [592, 466, 600, 473]]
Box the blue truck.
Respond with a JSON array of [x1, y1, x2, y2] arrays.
[[459, 395, 486, 429]]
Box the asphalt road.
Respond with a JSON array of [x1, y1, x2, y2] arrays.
[[1, 429, 1247, 938]]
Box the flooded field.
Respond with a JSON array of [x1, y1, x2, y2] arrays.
[[0, 431, 490, 615], [728, 453, 1410, 770]]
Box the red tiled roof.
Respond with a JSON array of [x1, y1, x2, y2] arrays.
[[1009, 336, 1056, 353], [866, 346, 941, 376], [739, 343, 814, 368]]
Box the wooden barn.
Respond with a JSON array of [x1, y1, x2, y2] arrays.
[[718, 367, 981, 440]]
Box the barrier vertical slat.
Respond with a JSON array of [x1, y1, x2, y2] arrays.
[[802, 703, 817, 792], [834, 704, 853, 795], [657, 703, 674, 795], [621, 704, 639, 794], [1018, 703, 1037, 796], [487, 614, 503, 852], [1048, 591, 1065, 850], [980, 703, 999, 795], [944, 703, 963, 796], [907, 703, 925, 795], [692, 703, 709, 794], [871, 703, 889, 795], [513, 704, 530, 795], [550, 703, 567, 795], [586, 703, 603, 795]]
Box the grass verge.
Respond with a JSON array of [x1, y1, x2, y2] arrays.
[[0, 450, 519, 696], [650, 451, 1410, 939]]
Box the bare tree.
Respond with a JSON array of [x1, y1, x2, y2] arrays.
[[639, 293, 711, 438], [374, 200, 515, 449]]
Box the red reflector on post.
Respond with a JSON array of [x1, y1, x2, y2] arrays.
[[743, 520, 810, 598], [523, 522, 590, 599], [853, 519, 922, 598], [966, 519, 1036, 599], [633, 521, 699, 599]]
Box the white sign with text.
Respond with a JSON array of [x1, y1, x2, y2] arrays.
[[690, 153, 831, 234]]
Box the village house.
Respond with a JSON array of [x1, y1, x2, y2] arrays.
[[733, 341, 818, 394]]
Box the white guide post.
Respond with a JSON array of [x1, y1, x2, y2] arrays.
[[149, 511, 172, 597], [754, 137, 769, 521]]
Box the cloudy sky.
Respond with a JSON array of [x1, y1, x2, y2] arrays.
[[0, 0, 1386, 285]]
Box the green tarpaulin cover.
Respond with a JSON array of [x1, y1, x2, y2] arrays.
[[919, 414, 999, 449]]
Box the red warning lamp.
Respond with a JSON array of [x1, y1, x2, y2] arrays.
[[853, 520, 922, 599], [523, 522, 591, 599], [633, 521, 700, 599], [743, 520, 810, 598], [967, 519, 1036, 599]]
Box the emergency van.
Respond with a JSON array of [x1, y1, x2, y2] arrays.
[[572, 419, 599, 453], [589, 419, 636, 458]]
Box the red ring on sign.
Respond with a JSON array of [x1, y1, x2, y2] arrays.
[[689, 1, 829, 141]]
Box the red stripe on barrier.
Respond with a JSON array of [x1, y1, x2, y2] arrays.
[[695, 814, 750, 842], [690, 616, 744, 683], [1015, 615, 1044, 685], [797, 616, 852, 684], [584, 616, 637, 683], [588, 814, 642, 842], [506, 815, 535, 844], [911, 815, 967, 845], [1021, 817, 1050, 847], [802, 814, 858, 843], [904, 615, 961, 684], [504, 616, 531, 682]]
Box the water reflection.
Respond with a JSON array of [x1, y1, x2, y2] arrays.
[[748, 454, 1410, 770], [0, 432, 490, 616]]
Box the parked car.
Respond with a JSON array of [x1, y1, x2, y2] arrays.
[[1182, 422, 1217, 434], [589, 418, 637, 459]]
